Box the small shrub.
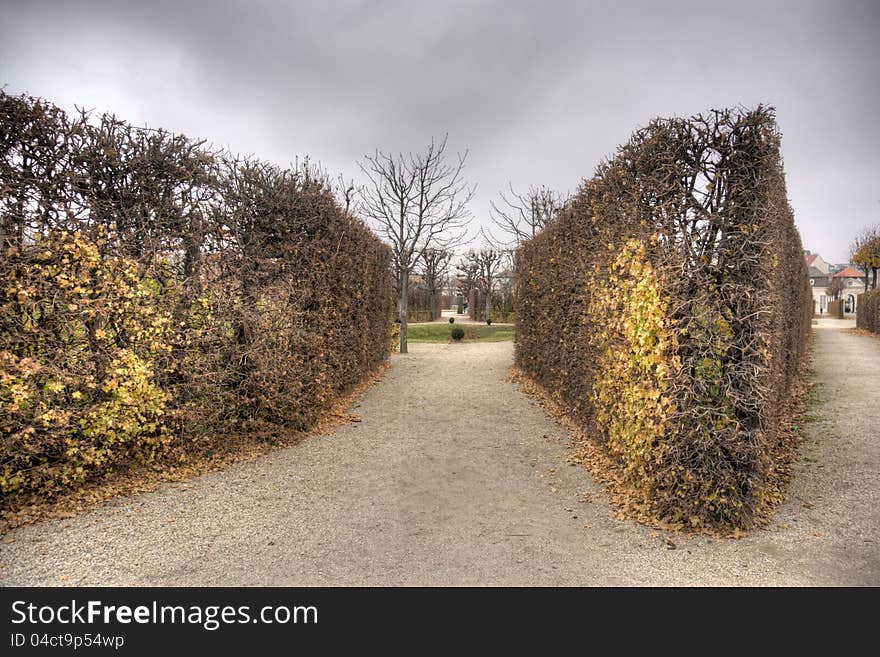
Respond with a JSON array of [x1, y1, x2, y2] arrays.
[[451, 327, 465, 341], [449, 317, 455, 324], [486, 318, 493, 325]]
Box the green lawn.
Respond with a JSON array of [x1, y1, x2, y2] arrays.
[[406, 322, 515, 343]]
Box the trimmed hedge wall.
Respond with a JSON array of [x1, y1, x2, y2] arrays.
[[0, 91, 394, 500], [827, 300, 844, 319], [857, 290, 880, 332], [515, 107, 811, 530], [407, 309, 434, 323]]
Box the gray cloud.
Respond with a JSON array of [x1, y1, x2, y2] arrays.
[[2, 0, 878, 261]]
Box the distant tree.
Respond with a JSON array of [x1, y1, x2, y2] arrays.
[[486, 184, 569, 247], [358, 136, 473, 353], [827, 276, 846, 301], [851, 225, 880, 290], [421, 248, 453, 320], [455, 260, 479, 300], [465, 249, 505, 321]]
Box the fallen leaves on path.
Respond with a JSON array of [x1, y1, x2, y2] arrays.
[[508, 364, 813, 538]]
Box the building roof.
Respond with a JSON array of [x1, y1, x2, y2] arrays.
[[804, 253, 819, 267], [832, 267, 865, 278]]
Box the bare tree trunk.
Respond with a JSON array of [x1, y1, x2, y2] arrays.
[[485, 289, 492, 322], [428, 287, 437, 320], [398, 270, 409, 354], [358, 138, 472, 346]]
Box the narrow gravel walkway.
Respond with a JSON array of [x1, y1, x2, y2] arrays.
[[1, 326, 878, 585]]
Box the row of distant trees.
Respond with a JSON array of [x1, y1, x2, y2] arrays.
[[402, 249, 514, 323], [354, 135, 569, 351]]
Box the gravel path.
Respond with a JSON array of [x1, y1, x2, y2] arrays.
[[1, 325, 878, 586]]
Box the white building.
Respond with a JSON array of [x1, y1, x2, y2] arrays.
[[805, 251, 832, 314], [805, 250, 865, 315], [831, 267, 866, 314]]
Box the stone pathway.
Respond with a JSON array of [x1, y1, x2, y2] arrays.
[[1, 325, 877, 585]]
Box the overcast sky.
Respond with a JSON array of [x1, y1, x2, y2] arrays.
[[2, 0, 878, 262]]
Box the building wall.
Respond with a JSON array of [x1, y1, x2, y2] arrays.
[[806, 252, 831, 275], [814, 278, 863, 315], [811, 283, 829, 315]]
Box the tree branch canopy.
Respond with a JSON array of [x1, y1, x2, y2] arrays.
[[486, 183, 569, 248], [357, 135, 473, 352], [851, 224, 880, 290]]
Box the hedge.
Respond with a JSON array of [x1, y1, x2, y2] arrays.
[[0, 91, 394, 500], [407, 309, 434, 323], [857, 289, 880, 332], [827, 299, 844, 319], [515, 107, 811, 530]]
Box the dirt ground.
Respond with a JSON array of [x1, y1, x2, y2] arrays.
[[1, 320, 877, 585]]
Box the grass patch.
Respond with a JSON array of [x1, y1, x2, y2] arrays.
[[406, 322, 514, 343]]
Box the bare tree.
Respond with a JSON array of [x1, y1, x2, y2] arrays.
[[465, 248, 505, 322], [358, 136, 473, 352], [455, 258, 479, 311], [827, 275, 846, 301], [486, 183, 569, 248], [421, 248, 453, 320]]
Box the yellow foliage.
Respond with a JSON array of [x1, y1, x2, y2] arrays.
[[588, 238, 677, 493], [853, 237, 880, 270], [390, 320, 401, 352], [79, 349, 170, 467], [0, 232, 173, 495]]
